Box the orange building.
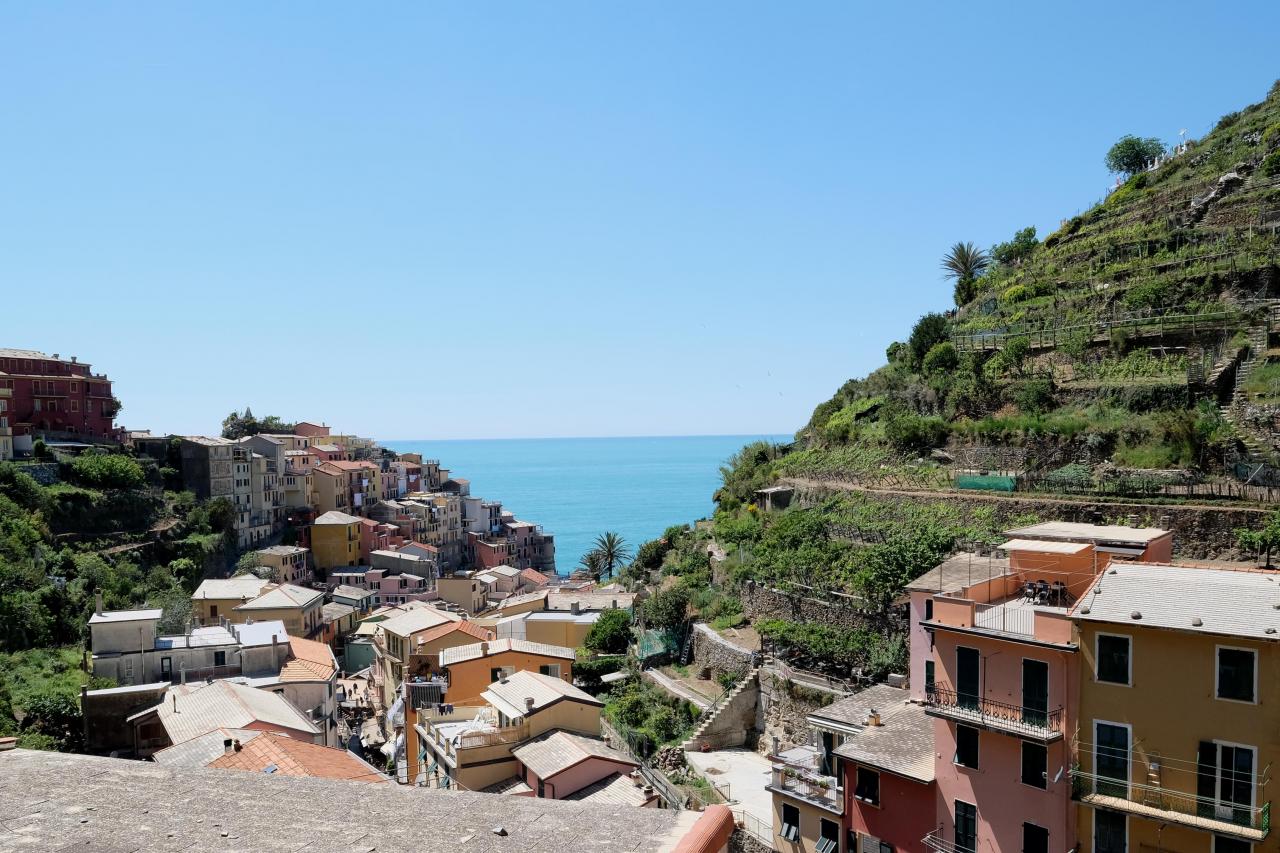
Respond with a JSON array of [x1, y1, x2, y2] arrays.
[[438, 639, 576, 705]]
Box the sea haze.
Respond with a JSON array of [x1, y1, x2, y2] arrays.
[[381, 435, 789, 573]]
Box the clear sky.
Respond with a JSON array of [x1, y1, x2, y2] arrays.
[[2, 3, 1278, 440]]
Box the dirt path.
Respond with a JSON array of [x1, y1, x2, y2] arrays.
[[643, 668, 712, 710]]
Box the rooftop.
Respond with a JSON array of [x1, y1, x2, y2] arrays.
[[0, 749, 703, 852], [1004, 521, 1169, 545], [511, 729, 636, 779], [208, 732, 385, 783], [563, 771, 655, 807], [151, 728, 263, 770], [191, 574, 273, 601], [1074, 561, 1280, 640], [546, 592, 636, 612], [830, 691, 935, 783], [229, 620, 288, 647], [906, 552, 1012, 594], [331, 584, 375, 600], [235, 583, 324, 611], [321, 602, 356, 622], [128, 680, 321, 745], [439, 639, 575, 667], [415, 620, 494, 647], [87, 608, 163, 625], [257, 545, 308, 556], [482, 670, 602, 719], [279, 637, 338, 682], [809, 683, 917, 733], [313, 510, 362, 525], [495, 589, 550, 612], [1000, 538, 1092, 555], [376, 605, 460, 638]]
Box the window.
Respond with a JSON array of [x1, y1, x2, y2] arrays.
[[816, 819, 839, 853], [1096, 634, 1131, 685], [1021, 742, 1047, 789], [1093, 810, 1126, 853], [925, 660, 935, 695], [957, 646, 980, 709], [160, 657, 172, 679], [70, 382, 78, 393], [210, 605, 218, 618], [954, 801, 977, 853], [1023, 823, 1048, 853], [213, 651, 226, 667], [1095, 722, 1130, 797], [780, 803, 800, 842], [955, 725, 979, 770], [70, 400, 79, 412], [1200, 741, 1256, 824], [1022, 659, 1048, 727], [854, 767, 880, 805], [1215, 836, 1251, 853], [1217, 647, 1256, 703], [924, 598, 933, 621], [538, 663, 561, 679]]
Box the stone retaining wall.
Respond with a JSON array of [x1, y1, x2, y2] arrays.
[[755, 668, 847, 757], [740, 582, 881, 631], [691, 623, 755, 679], [688, 674, 759, 751]]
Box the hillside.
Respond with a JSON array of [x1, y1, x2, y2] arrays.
[[770, 78, 1280, 501]]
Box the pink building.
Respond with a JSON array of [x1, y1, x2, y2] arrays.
[[293, 421, 330, 438], [330, 567, 435, 607], [470, 532, 514, 570], [917, 521, 1171, 853]]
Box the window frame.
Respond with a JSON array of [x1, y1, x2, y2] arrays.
[[1094, 632, 1132, 686], [1212, 739, 1258, 814], [816, 819, 839, 853], [780, 803, 800, 842], [1215, 645, 1258, 705], [1093, 718, 1132, 798], [954, 724, 980, 770], [1022, 822, 1049, 853], [954, 800, 977, 853], [1092, 808, 1127, 853], [1021, 741, 1047, 790], [854, 766, 881, 806], [1214, 835, 1251, 853]]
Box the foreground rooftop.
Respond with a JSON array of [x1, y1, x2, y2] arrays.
[[0, 749, 712, 852]]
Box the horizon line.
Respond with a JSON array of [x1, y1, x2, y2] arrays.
[[378, 431, 795, 443]]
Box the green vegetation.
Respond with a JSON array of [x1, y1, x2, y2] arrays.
[[941, 242, 990, 306], [220, 407, 297, 440], [603, 679, 699, 755], [1105, 135, 1166, 177], [579, 531, 631, 582], [583, 607, 632, 655]]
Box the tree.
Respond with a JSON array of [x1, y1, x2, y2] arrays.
[[69, 453, 146, 490], [642, 586, 691, 631], [1237, 511, 1280, 567], [584, 608, 632, 654], [941, 242, 990, 307], [19, 690, 83, 752], [578, 550, 606, 584], [990, 226, 1038, 267], [908, 313, 950, 369], [922, 342, 959, 377], [591, 532, 631, 580], [1105, 135, 1166, 177], [236, 551, 273, 580]]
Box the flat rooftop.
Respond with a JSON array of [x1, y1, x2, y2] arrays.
[[906, 552, 1011, 595], [0, 749, 700, 852], [1004, 521, 1168, 545]]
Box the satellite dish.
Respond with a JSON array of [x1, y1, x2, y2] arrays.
[[1053, 766, 1064, 784]]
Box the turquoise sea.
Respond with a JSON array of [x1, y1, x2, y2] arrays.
[[382, 435, 789, 574]]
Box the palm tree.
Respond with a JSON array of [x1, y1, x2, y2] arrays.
[[578, 549, 606, 584], [941, 242, 990, 307], [592, 532, 631, 581]]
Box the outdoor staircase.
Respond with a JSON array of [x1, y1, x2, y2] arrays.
[[1220, 324, 1277, 464], [679, 666, 759, 752], [678, 628, 695, 666]]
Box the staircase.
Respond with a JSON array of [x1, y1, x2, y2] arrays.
[[1220, 324, 1276, 463], [678, 627, 695, 666], [679, 666, 759, 752]]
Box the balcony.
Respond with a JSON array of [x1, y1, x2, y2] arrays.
[[925, 593, 1075, 648], [1073, 770, 1271, 842], [767, 747, 843, 814], [923, 831, 973, 853], [924, 686, 1063, 742]]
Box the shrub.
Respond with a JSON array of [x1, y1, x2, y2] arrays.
[[883, 412, 949, 454], [1105, 135, 1165, 177], [69, 454, 145, 490], [908, 313, 950, 368], [990, 226, 1038, 267], [1215, 111, 1241, 132], [922, 342, 958, 377], [1013, 378, 1055, 415], [1262, 152, 1280, 179], [584, 608, 632, 655], [1262, 123, 1280, 151]]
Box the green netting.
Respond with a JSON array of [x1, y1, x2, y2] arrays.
[[955, 474, 1017, 492], [636, 628, 679, 660]]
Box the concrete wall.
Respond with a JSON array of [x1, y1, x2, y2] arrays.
[[688, 674, 759, 751]]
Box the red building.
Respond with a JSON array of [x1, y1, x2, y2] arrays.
[[0, 348, 120, 441]]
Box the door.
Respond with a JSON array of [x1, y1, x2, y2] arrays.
[[1022, 660, 1049, 727], [1094, 810, 1126, 853], [957, 647, 980, 710], [1201, 742, 1255, 824], [1095, 722, 1130, 797], [160, 657, 172, 681]]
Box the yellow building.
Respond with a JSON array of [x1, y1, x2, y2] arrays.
[[437, 575, 489, 615], [190, 574, 273, 625], [311, 511, 361, 572], [233, 583, 325, 640], [1072, 562, 1278, 853], [255, 545, 310, 585], [311, 465, 353, 516]]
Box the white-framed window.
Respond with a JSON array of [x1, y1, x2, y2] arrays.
[[1095, 633, 1131, 685], [1216, 646, 1257, 704]]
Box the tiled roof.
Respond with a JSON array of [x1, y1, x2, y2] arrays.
[[414, 621, 493, 647], [331, 584, 374, 600], [235, 584, 323, 611], [376, 606, 459, 638], [810, 683, 914, 731], [563, 772, 654, 806], [831, 693, 934, 783], [487, 565, 521, 578], [313, 511, 361, 525], [1073, 562, 1280, 639], [512, 730, 635, 780], [192, 575, 274, 601], [481, 671, 601, 719], [439, 638, 575, 667], [322, 602, 356, 622], [520, 569, 551, 586], [257, 545, 308, 557], [546, 592, 636, 612], [129, 681, 320, 745], [495, 589, 550, 612], [481, 776, 534, 795], [279, 637, 337, 682], [151, 728, 263, 770], [207, 733, 385, 783]]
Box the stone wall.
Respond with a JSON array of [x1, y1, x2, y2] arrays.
[[785, 478, 1269, 560], [691, 623, 755, 679], [755, 668, 847, 757], [686, 675, 759, 751], [730, 829, 774, 853], [740, 582, 881, 631]]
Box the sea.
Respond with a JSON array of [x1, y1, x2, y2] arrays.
[[381, 434, 789, 574]]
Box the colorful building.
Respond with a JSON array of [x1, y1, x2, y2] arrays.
[[0, 348, 120, 442], [310, 510, 362, 571], [437, 639, 576, 705]]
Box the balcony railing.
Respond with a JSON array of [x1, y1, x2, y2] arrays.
[[924, 686, 1063, 742], [767, 759, 843, 814], [1073, 769, 1271, 841]]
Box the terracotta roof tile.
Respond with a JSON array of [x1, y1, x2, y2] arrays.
[[207, 732, 385, 783]]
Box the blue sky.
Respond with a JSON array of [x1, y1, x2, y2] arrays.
[[2, 3, 1278, 440]]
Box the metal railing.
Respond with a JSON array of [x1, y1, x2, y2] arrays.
[[729, 808, 773, 847], [768, 760, 843, 813], [1072, 769, 1271, 836], [924, 686, 1063, 740], [923, 831, 974, 853], [972, 601, 1038, 638]]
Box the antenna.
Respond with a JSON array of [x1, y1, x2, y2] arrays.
[[1053, 766, 1064, 784]]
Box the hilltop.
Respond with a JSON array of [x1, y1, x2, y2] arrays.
[[762, 78, 1280, 502]]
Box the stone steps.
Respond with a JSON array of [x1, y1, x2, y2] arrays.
[[679, 666, 760, 752]]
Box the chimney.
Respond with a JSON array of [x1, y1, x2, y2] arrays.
[[1127, 513, 1140, 527], [180, 665, 187, 685], [571, 602, 580, 615], [524, 697, 535, 712], [71, 356, 77, 363], [233, 739, 242, 752], [94, 589, 103, 617], [172, 694, 179, 713], [480, 641, 489, 656], [223, 738, 234, 754], [864, 709, 882, 727]]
